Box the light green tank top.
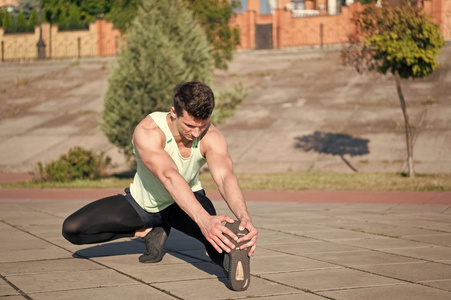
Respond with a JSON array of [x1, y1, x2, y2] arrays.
[[129, 112, 207, 213]]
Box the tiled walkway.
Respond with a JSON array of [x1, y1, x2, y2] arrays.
[[1, 191, 450, 299]]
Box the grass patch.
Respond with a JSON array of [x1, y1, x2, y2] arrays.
[[2, 172, 450, 192], [3, 177, 133, 189], [200, 172, 451, 192]]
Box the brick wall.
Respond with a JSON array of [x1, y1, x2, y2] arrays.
[[425, 0, 451, 40], [43, 23, 97, 58], [230, 10, 257, 49], [232, 2, 362, 50], [96, 20, 122, 56], [256, 13, 273, 24], [0, 28, 38, 60], [273, 4, 359, 48], [443, 0, 451, 39], [0, 20, 121, 61]]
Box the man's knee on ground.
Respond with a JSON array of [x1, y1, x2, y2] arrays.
[[62, 217, 84, 245]]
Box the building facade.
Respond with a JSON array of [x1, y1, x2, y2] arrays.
[[231, 0, 450, 50]]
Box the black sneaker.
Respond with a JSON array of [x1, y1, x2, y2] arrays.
[[223, 221, 251, 291], [139, 225, 171, 263]]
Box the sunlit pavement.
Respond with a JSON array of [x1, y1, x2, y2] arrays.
[[1, 190, 450, 299]]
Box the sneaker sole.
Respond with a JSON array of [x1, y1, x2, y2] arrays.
[[224, 221, 251, 291]]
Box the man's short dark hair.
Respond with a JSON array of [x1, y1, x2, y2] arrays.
[[174, 82, 215, 120]]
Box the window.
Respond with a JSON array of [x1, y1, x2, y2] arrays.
[[260, 0, 277, 14], [292, 0, 305, 10]]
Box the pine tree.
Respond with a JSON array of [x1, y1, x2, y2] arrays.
[[102, 0, 213, 159], [28, 8, 39, 30], [59, 4, 88, 30], [16, 11, 28, 32], [0, 9, 4, 27], [2, 10, 14, 33]]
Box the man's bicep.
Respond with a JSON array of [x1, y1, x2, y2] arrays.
[[134, 127, 178, 177], [146, 151, 180, 182]]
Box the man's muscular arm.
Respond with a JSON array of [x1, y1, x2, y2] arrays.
[[203, 126, 258, 256], [132, 117, 237, 254]]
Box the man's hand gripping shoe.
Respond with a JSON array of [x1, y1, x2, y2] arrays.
[[223, 221, 251, 291]]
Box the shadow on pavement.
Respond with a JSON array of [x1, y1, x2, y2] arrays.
[[72, 233, 228, 287], [295, 131, 370, 172], [73, 239, 144, 258]]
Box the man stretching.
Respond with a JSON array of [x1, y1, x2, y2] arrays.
[[62, 81, 258, 291]]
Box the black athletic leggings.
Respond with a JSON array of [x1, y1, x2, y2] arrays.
[[62, 190, 223, 264]]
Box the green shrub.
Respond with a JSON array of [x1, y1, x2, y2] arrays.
[[210, 81, 247, 125], [33, 147, 112, 182]]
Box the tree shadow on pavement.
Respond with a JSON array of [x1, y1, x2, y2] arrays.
[[294, 131, 370, 172]]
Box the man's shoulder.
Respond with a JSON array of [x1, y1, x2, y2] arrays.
[[201, 123, 228, 153], [136, 115, 159, 132], [133, 116, 165, 147], [203, 123, 224, 141]]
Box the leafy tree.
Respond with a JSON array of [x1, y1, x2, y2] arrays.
[[43, 0, 110, 20], [183, 0, 241, 69], [105, 0, 140, 32], [342, 1, 445, 178], [43, 0, 66, 24], [73, 0, 112, 17], [58, 3, 90, 30], [102, 0, 213, 158], [42, 0, 99, 29]]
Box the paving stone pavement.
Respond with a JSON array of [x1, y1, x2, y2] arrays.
[[1, 194, 450, 299]]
